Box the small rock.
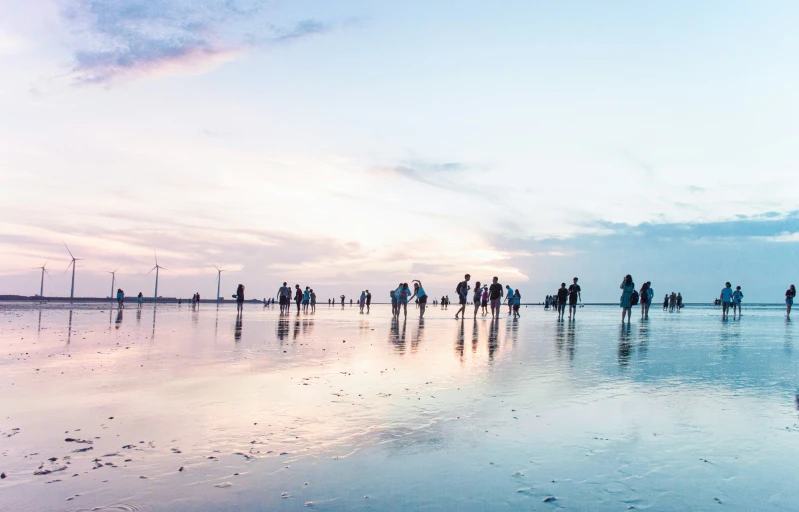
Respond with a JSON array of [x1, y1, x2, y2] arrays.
[[215, 481, 233, 488], [1, 472, 6, 479], [543, 496, 557, 503], [178, 467, 184, 472]]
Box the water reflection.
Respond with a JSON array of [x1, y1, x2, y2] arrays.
[[115, 309, 123, 328], [488, 318, 499, 361], [66, 309, 73, 344], [566, 319, 576, 361], [638, 321, 649, 360], [234, 313, 242, 341], [389, 318, 409, 355], [618, 323, 632, 368], [411, 318, 425, 354], [455, 321, 466, 361]]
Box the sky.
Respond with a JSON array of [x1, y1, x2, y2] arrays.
[[1, 0, 799, 302]]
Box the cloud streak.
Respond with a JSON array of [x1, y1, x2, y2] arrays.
[[62, 0, 328, 84]]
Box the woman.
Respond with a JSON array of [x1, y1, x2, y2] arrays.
[[359, 291, 366, 313], [663, 294, 668, 311], [620, 275, 635, 324], [786, 285, 796, 318], [412, 280, 428, 318], [235, 284, 245, 314], [395, 282, 412, 319], [472, 281, 482, 319], [137, 292, 143, 309], [639, 282, 652, 319], [116, 288, 125, 309], [481, 285, 489, 316], [294, 285, 303, 314]]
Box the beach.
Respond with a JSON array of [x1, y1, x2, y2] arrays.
[[2, 302, 799, 511]]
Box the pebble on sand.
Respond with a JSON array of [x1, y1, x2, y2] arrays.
[[543, 496, 557, 503]]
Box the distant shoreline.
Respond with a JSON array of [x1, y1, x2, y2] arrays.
[[0, 295, 786, 307]]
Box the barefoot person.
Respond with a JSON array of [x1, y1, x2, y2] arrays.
[[512, 289, 521, 318], [640, 281, 652, 320], [568, 278, 581, 320], [366, 290, 372, 314], [719, 282, 733, 319], [786, 285, 796, 318], [411, 280, 428, 318], [396, 282, 412, 319], [116, 288, 125, 309], [472, 281, 482, 319], [488, 276, 503, 319], [556, 283, 568, 320], [505, 285, 514, 315], [277, 282, 290, 314], [454, 274, 471, 320], [620, 275, 635, 324], [732, 286, 743, 318], [235, 284, 245, 314], [359, 291, 366, 314]]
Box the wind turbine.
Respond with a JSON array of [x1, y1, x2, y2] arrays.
[[105, 266, 121, 299], [63, 243, 82, 300], [147, 252, 167, 302], [213, 264, 227, 302], [32, 259, 49, 297]]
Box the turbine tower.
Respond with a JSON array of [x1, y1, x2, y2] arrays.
[[63, 243, 82, 300], [147, 252, 167, 302], [105, 266, 120, 299], [32, 259, 49, 297], [213, 264, 227, 302]]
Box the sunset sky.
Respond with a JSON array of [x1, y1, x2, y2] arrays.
[[2, 0, 799, 302]]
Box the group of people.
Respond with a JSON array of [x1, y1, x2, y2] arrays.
[[663, 292, 683, 313], [544, 278, 583, 320], [114, 289, 145, 309], [390, 281, 427, 319], [450, 274, 522, 320], [358, 290, 372, 313], [275, 283, 317, 314]]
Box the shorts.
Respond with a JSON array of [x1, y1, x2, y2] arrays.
[[787, 298, 794, 305], [279, 296, 287, 306], [513, 304, 519, 312], [419, 295, 427, 304], [459, 295, 467, 305], [481, 300, 487, 307], [490, 298, 501, 309], [302, 299, 309, 305], [568, 300, 577, 307]]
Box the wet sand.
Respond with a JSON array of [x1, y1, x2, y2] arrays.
[[2, 303, 799, 511]]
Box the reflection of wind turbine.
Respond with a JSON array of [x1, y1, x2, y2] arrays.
[[32, 259, 49, 297], [105, 266, 121, 299], [213, 264, 227, 302], [63, 244, 82, 300], [146, 252, 167, 302]]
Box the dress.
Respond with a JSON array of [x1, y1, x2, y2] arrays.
[[620, 283, 635, 308]]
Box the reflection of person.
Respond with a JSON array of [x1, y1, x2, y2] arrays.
[[620, 275, 635, 324]]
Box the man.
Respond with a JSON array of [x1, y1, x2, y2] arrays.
[[302, 286, 311, 313], [568, 277, 581, 320], [556, 283, 568, 320], [454, 274, 471, 320], [505, 285, 514, 315], [294, 284, 303, 314], [720, 282, 733, 319], [488, 276, 503, 319], [366, 290, 372, 314], [277, 282, 290, 314]]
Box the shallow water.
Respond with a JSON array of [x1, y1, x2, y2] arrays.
[[2, 302, 799, 511]]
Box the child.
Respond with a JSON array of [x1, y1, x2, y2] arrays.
[[732, 286, 743, 318], [513, 289, 521, 318], [389, 289, 397, 318]]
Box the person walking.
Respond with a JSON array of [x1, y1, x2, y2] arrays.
[[116, 288, 125, 309], [472, 281, 482, 319], [786, 285, 796, 318], [719, 282, 733, 319], [454, 274, 471, 320], [620, 275, 635, 324], [556, 283, 568, 320], [310, 289, 317, 313], [663, 294, 669, 311], [277, 282, 290, 314], [235, 284, 245, 314], [568, 278, 581, 320], [505, 285, 514, 315], [732, 286, 743, 318], [488, 276, 503, 319], [513, 289, 521, 318]]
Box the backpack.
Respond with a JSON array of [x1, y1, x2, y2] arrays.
[[399, 288, 408, 299], [630, 289, 639, 306]]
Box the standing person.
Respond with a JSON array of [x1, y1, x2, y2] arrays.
[[472, 281, 482, 319], [396, 282, 412, 319], [719, 282, 733, 319], [454, 274, 471, 320], [488, 276, 503, 319], [620, 275, 635, 324], [302, 286, 311, 313], [277, 282, 290, 314], [310, 289, 317, 313], [663, 294, 669, 311], [366, 290, 372, 314], [481, 285, 489, 316], [732, 286, 743, 318], [340, 295, 345, 307], [513, 289, 521, 318], [786, 285, 796, 318], [390, 289, 398, 317], [411, 280, 428, 318], [669, 292, 677, 312], [235, 284, 245, 314], [444, 296, 449, 310], [294, 285, 303, 314], [556, 283, 568, 320], [640, 282, 653, 319], [505, 285, 514, 315], [116, 288, 125, 309], [359, 291, 366, 313], [676, 292, 683, 311], [137, 292, 143, 309], [568, 277, 582, 320]]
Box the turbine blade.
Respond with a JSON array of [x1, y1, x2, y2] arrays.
[[114, 266, 121, 273], [213, 264, 220, 271], [154, 250, 158, 266], [64, 261, 74, 274], [146, 266, 157, 276], [63, 242, 74, 259]]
